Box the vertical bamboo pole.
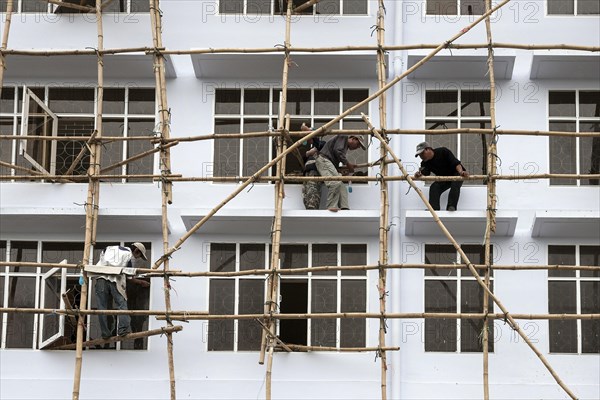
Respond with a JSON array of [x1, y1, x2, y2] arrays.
[[263, 2, 293, 396], [0, 0, 14, 96], [72, 3, 104, 399], [375, 1, 389, 398], [362, 117, 578, 400], [259, 0, 294, 369], [482, 0, 498, 397], [149, 1, 177, 398]]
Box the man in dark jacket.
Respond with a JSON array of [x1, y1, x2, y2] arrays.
[[413, 141, 469, 211], [315, 134, 365, 211]]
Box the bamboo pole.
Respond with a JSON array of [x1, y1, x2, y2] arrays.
[[3, 172, 600, 183], [482, 0, 497, 396], [2, 43, 599, 57], [152, 0, 515, 270], [264, 5, 293, 396], [0, 0, 14, 97], [52, 325, 183, 350], [0, 160, 46, 176], [149, 0, 177, 397], [278, 344, 400, 352], [375, 0, 389, 397], [64, 130, 98, 176], [293, 0, 320, 13], [72, 3, 104, 399], [3, 127, 600, 143], [364, 122, 578, 399], [2, 261, 599, 274], [1, 307, 598, 320]]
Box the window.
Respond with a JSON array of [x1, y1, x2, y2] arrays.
[[425, 90, 491, 185], [1, 86, 156, 182], [548, 245, 599, 353], [548, 90, 600, 185], [218, 0, 367, 15], [548, 0, 599, 15], [207, 243, 367, 351], [213, 87, 369, 180], [426, 0, 485, 15], [424, 244, 494, 352], [0, 240, 151, 350], [0, 0, 149, 13]]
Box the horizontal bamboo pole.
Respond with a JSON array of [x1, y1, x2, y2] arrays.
[[2, 261, 598, 275], [1, 307, 597, 320], [4, 128, 598, 143], [2, 43, 597, 57], [0, 261, 181, 274], [0, 173, 182, 181], [156, 312, 600, 321], [51, 325, 183, 350], [279, 344, 400, 352]]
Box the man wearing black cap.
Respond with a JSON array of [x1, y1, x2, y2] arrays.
[[92, 242, 149, 339], [315, 134, 366, 211], [413, 141, 469, 211]]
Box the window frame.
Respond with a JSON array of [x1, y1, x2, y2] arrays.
[[423, 243, 495, 353], [206, 242, 369, 351], [547, 244, 600, 354], [216, 0, 369, 16], [425, 0, 486, 16], [547, 89, 600, 187], [212, 86, 370, 182], [0, 0, 149, 13], [423, 89, 492, 185], [1, 85, 157, 182], [546, 0, 600, 16]]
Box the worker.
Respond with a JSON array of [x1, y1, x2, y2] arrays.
[[315, 134, 366, 212], [300, 122, 326, 210], [93, 242, 149, 339], [413, 141, 469, 211]]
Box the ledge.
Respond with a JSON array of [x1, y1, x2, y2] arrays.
[[191, 52, 386, 79], [0, 207, 169, 235], [405, 210, 518, 237], [530, 52, 600, 80], [531, 210, 600, 239], [406, 54, 515, 80], [4, 54, 176, 80], [180, 208, 381, 236]]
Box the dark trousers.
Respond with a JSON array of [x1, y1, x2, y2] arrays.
[[429, 180, 463, 210]]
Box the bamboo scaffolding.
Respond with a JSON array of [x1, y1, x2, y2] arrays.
[[482, 0, 497, 396], [375, 1, 389, 397], [151, 0, 520, 270], [2, 261, 599, 274], [5, 43, 598, 57], [64, 130, 98, 176], [72, 3, 104, 399], [3, 127, 599, 143], [0, 0, 14, 97], [363, 122, 578, 399], [52, 325, 183, 350], [149, 0, 177, 397], [1, 307, 597, 320]]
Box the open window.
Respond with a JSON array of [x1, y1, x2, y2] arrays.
[[19, 88, 58, 175], [39, 261, 67, 349]]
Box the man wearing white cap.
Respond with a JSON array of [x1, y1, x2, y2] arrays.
[[93, 242, 148, 339], [413, 141, 469, 211]]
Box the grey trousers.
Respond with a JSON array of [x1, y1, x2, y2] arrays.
[[315, 155, 349, 209]]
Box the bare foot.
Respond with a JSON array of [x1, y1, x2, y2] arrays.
[[328, 208, 340, 212]]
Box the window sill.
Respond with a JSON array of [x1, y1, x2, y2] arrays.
[[532, 210, 600, 239], [405, 210, 518, 237]]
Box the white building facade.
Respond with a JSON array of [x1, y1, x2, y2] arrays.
[[0, 0, 599, 399]]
